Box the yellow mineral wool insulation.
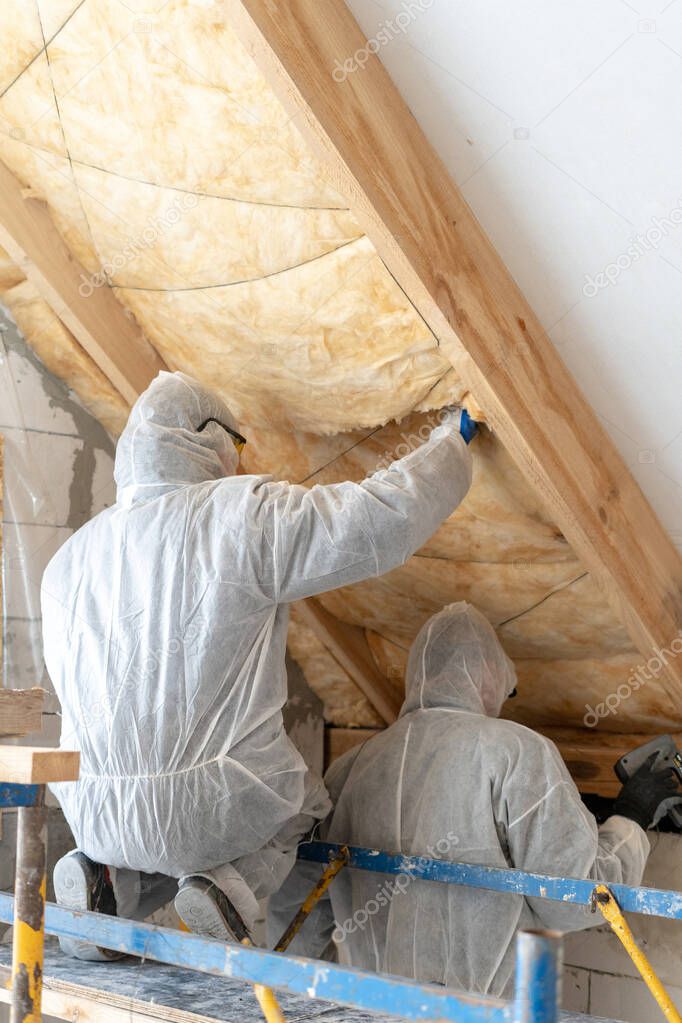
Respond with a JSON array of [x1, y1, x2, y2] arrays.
[[0, 0, 467, 437], [315, 562, 634, 662], [301, 418, 575, 565], [365, 632, 678, 733], [0, 3, 43, 96], [242, 424, 381, 486], [0, 246, 24, 291], [511, 655, 682, 732], [69, 164, 363, 290], [0, 279, 130, 436], [497, 573, 633, 660], [28, 0, 344, 207], [0, 48, 67, 156], [0, 138, 99, 271], [114, 238, 454, 434], [288, 606, 384, 728]]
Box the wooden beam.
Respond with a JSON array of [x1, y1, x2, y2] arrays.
[[0, 688, 44, 738], [226, 1, 682, 700], [297, 599, 402, 723], [0, 161, 167, 404], [324, 725, 680, 799], [0, 745, 79, 784], [540, 727, 682, 799], [325, 726, 379, 766]]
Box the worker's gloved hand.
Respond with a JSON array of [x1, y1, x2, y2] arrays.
[[612, 753, 681, 830], [441, 406, 479, 445]]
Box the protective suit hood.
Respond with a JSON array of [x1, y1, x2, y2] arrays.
[[114, 371, 240, 503], [401, 602, 517, 717]]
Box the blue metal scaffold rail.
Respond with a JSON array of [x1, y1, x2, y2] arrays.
[[0, 894, 553, 1022], [298, 840, 682, 919]]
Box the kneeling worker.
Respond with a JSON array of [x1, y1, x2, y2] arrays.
[[272, 602, 677, 995], [42, 371, 477, 957]]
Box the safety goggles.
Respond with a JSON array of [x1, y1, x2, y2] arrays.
[[197, 417, 247, 454]]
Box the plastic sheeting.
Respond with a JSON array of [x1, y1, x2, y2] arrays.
[[0, 330, 57, 689]]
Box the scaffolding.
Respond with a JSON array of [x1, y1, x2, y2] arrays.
[[2, 778, 682, 1023]]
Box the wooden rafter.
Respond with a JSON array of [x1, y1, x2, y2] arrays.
[[297, 599, 402, 724], [0, 161, 167, 404], [226, 0, 682, 699]]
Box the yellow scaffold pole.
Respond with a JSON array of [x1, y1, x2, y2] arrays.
[[11, 787, 47, 1023], [593, 884, 682, 1023], [249, 846, 349, 1023]]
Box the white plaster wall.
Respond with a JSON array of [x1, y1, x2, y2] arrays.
[[0, 304, 116, 739], [344, 0, 682, 555]]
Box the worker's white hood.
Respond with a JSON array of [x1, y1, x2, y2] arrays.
[[401, 601, 517, 717], [114, 371, 240, 504]]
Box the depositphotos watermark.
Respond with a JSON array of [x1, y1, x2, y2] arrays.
[[582, 200, 682, 298], [583, 630, 682, 727], [332, 830, 459, 943], [78, 192, 201, 297], [332, 0, 434, 82]]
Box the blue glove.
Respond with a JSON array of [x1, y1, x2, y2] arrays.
[[440, 406, 480, 444], [458, 408, 479, 445]]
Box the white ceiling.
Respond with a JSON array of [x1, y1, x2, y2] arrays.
[[346, 0, 682, 551]]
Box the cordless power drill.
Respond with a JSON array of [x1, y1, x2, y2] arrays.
[[614, 734, 682, 830]]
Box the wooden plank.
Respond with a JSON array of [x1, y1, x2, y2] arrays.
[[226, 0, 682, 699], [298, 599, 402, 723], [0, 160, 167, 404], [0, 969, 220, 1023], [0, 947, 412, 1023], [0, 745, 79, 783], [325, 726, 680, 799], [0, 688, 44, 737], [325, 726, 379, 765], [541, 727, 682, 799]]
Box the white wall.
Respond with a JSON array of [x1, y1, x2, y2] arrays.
[[344, 0, 682, 553]]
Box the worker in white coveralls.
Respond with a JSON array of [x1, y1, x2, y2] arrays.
[[42, 370, 478, 959], [268, 602, 679, 996]]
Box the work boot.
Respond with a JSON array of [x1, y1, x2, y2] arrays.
[[53, 850, 124, 961], [174, 876, 253, 943]]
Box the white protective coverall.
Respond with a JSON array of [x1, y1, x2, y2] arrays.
[[42, 371, 473, 912], [269, 602, 650, 994]]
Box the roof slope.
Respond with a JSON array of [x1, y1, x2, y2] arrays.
[[0, 1, 680, 760]]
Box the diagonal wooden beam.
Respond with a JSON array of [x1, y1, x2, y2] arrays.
[[297, 598, 402, 724], [0, 160, 167, 404], [226, 0, 682, 698]]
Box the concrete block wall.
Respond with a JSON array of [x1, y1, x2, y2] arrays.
[[0, 304, 116, 964], [1, 304, 116, 737], [562, 832, 682, 1020]]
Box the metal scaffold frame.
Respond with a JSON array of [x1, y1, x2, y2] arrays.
[[2, 786, 682, 1023]]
